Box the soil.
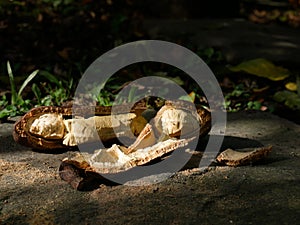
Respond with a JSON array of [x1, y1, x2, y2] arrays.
[[1, 110, 300, 225]]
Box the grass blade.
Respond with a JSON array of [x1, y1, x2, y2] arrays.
[[297, 75, 300, 97], [39, 70, 61, 86], [128, 86, 137, 103], [32, 83, 42, 105], [18, 70, 39, 97], [7, 61, 17, 105]]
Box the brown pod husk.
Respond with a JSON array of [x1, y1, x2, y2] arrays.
[[216, 145, 273, 166], [59, 137, 195, 190], [13, 104, 148, 151], [58, 101, 212, 190]]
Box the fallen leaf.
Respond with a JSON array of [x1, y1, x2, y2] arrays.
[[273, 90, 292, 102], [285, 95, 300, 110], [228, 58, 290, 81], [179, 91, 195, 102], [285, 82, 297, 91], [273, 90, 300, 110]]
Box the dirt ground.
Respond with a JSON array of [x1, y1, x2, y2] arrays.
[[1, 110, 299, 225]]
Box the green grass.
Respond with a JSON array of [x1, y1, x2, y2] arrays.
[[0, 61, 39, 119]]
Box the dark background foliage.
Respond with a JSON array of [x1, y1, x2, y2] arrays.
[[0, 0, 300, 122]]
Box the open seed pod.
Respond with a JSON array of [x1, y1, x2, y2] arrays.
[[59, 100, 212, 190], [13, 103, 148, 150]]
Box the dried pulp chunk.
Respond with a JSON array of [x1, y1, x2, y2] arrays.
[[63, 113, 141, 146], [157, 107, 200, 137], [29, 113, 65, 139]]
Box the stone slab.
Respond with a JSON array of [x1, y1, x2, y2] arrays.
[[0, 111, 299, 224]]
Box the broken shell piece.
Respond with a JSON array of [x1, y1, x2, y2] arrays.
[[216, 146, 272, 166], [59, 154, 107, 190], [29, 113, 65, 139], [59, 136, 195, 190], [127, 123, 157, 153], [88, 137, 195, 174], [89, 144, 131, 172]]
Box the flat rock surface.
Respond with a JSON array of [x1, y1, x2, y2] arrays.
[[144, 18, 300, 66], [0, 111, 299, 224]]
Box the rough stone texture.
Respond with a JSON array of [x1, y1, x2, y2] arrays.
[[144, 18, 300, 66], [0, 111, 299, 224]]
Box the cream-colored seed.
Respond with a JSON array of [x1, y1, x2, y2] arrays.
[[160, 108, 199, 136], [29, 113, 65, 139]]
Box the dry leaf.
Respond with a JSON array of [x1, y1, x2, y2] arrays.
[[229, 58, 290, 81], [285, 82, 297, 91]]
